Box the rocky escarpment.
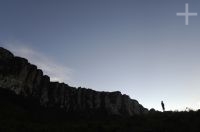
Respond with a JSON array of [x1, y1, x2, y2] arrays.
[[0, 47, 148, 116]]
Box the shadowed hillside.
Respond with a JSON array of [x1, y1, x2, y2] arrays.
[[1, 87, 200, 132], [0, 47, 148, 116], [1, 47, 200, 132]]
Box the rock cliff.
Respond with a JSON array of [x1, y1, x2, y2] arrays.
[[0, 47, 148, 116]]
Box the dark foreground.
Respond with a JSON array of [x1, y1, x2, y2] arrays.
[[0, 88, 200, 132]]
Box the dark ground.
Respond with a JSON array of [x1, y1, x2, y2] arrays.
[[0, 88, 200, 132]]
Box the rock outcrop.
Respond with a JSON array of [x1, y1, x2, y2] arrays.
[[0, 47, 148, 116]]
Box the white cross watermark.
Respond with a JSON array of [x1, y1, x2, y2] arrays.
[[176, 3, 198, 25]]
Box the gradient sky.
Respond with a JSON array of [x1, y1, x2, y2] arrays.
[[1, 0, 200, 111]]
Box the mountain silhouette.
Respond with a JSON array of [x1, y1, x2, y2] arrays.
[[1, 47, 200, 132], [0, 47, 148, 116]]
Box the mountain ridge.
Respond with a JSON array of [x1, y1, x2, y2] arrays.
[[0, 47, 148, 116]]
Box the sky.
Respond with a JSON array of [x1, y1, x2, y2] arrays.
[[1, 0, 200, 111]]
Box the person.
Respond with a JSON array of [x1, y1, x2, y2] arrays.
[[161, 101, 165, 112]]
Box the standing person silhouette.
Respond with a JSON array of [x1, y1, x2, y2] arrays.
[[161, 101, 165, 112]]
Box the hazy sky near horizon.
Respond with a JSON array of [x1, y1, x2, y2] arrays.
[[1, 0, 200, 111]]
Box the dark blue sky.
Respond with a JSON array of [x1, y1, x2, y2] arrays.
[[1, 0, 200, 111]]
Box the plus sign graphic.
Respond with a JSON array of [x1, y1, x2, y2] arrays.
[[176, 3, 198, 25]]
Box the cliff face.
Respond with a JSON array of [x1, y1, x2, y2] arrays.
[[0, 47, 148, 116]]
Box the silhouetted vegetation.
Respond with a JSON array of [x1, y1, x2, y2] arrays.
[[1, 88, 200, 132]]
